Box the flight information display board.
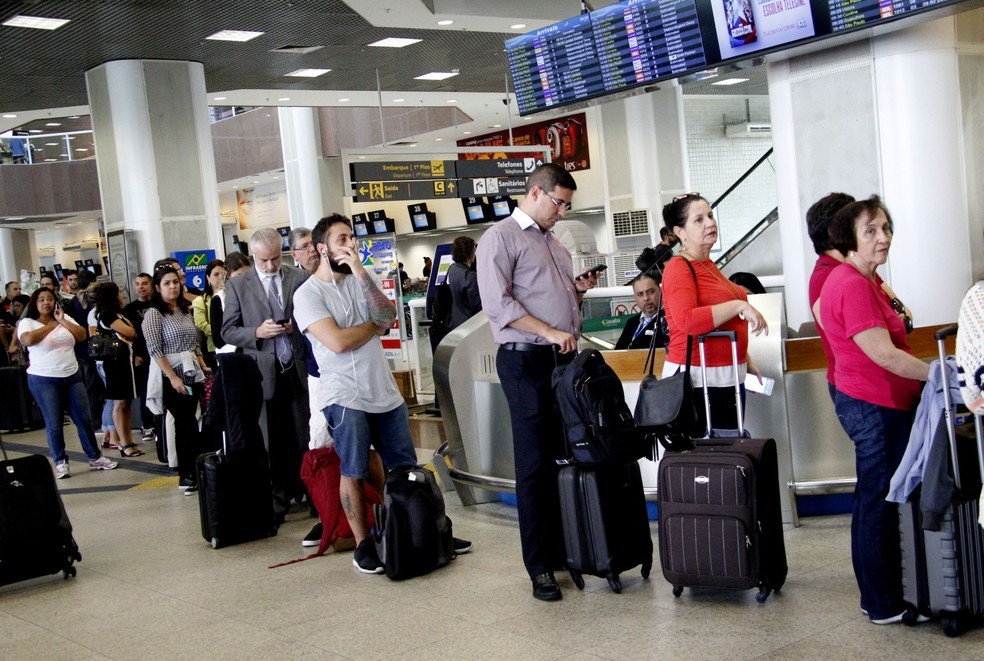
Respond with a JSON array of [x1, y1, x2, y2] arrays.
[[507, 13, 606, 115], [507, 0, 973, 116], [826, 0, 956, 31], [592, 0, 707, 92]]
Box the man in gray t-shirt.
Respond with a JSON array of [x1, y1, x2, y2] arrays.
[[293, 214, 471, 573]]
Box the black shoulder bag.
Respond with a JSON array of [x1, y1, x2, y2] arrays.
[[633, 258, 700, 452]]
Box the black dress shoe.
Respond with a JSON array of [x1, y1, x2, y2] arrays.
[[531, 572, 562, 602]]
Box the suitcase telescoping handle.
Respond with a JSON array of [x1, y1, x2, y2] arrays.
[[935, 324, 984, 491], [697, 330, 743, 438]]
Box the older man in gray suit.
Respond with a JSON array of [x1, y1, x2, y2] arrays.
[[221, 227, 309, 523]]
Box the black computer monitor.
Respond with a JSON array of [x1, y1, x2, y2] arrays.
[[489, 195, 516, 220], [351, 213, 370, 237], [408, 203, 436, 232], [367, 209, 395, 235], [461, 196, 491, 224]]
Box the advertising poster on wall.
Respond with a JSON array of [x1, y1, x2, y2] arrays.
[[171, 249, 216, 291], [711, 0, 816, 60], [457, 111, 591, 172], [357, 236, 403, 359], [236, 183, 289, 230]]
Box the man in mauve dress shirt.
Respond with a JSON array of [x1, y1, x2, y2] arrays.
[[476, 163, 599, 602]]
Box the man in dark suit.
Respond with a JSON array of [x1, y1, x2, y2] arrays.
[[221, 227, 309, 522], [615, 272, 668, 350]]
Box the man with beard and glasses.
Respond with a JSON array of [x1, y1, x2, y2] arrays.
[[293, 214, 471, 573], [222, 227, 309, 524]]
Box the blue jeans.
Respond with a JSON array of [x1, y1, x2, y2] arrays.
[[323, 403, 417, 479], [27, 371, 102, 464], [96, 363, 115, 430], [834, 389, 912, 620]]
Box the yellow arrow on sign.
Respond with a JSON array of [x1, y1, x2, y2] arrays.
[[359, 186, 368, 195]]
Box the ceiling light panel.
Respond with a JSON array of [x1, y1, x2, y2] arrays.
[[368, 38, 422, 48], [286, 68, 331, 78], [206, 30, 264, 42], [415, 72, 458, 81], [3, 15, 70, 30], [712, 78, 749, 86]]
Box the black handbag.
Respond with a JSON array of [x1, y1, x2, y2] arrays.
[[87, 327, 128, 361], [632, 258, 699, 451]]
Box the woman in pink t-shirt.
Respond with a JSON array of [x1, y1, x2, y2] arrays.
[[818, 195, 929, 625]]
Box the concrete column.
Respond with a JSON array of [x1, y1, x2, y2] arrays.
[[0, 229, 15, 282], [769, 10, 984, 329], [278, 107, 326, 229], [85, 60, 224, 272]]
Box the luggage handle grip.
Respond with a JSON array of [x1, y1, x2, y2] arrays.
[[698, 330, 737, 344], [696, 331, 744, 437], [935, 323, 962, 489], [934, 325, 958, 341]]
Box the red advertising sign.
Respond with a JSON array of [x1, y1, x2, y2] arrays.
[[457, 112, 590, 172]]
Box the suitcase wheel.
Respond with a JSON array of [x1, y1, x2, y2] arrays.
[[63, 566, 76, 579], [570, 570, 585, 591], [641, 561, 651, 580], [607, 574, 622, 594], [755, 586, 771, 604], [672, 585, 684, 598], [942, 616, 961, 638], [211, 537, 219, 549], [901, 608, 921, 627]]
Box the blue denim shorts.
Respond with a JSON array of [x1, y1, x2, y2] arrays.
[[323, 403, 418, 478]]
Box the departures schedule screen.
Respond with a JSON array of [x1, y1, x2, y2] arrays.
[[592, 0, 707, 92], [508, 0, 972, 115]]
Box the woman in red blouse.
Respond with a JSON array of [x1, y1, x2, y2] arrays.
[[660, 193, 768, 431]]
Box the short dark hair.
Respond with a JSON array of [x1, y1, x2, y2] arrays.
[[77, 269, 97, 289], [12, 294, 29, 308], [39, 272, 57, 286], [526, 163, 577, 195], [659, 227, 671, 241], [828, 195, 894, 256], [134, 272, 152, 282], [4, 281, 16, 294], [631, 271, 661, 289], [451, 236, 476, 264], [224, 252, 250, 272], [64, 269, 77, 278], [662, 193, 708, 234], [312, 213, 352, 250], [729, 272, 766, 295], [806, 192, 855, 255]]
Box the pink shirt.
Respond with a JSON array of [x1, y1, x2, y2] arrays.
[[809, 254, 839, 385], [819, 263, 920, 410]]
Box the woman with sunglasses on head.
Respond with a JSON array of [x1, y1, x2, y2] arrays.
[[660, 193, 768, 431], [817, 195, 927, 625], [143, 267, 211, 494], [17, 287, 119, 478]]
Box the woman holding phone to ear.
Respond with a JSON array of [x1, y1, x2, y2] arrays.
[[143, 267, 210, 494]]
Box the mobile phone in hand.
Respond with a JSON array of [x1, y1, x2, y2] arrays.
[[576, 263, 607, 280]]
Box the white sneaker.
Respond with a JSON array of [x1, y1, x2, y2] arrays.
[[55, 462, 71, 479], [88, 456, 119, 471]]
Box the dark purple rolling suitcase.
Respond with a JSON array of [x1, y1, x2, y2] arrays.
[[0, 436, 81, 586], [558, 461, 653, 593], [898, 325, 984, 636], [657, 331, 787, 602]]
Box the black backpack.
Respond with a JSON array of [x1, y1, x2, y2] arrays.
[[372, 466, 454, 580], [552, 350, 648, 466]]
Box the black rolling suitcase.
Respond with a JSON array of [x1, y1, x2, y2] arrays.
[[898, 325, 984, 636], [197, 436, 277, 549], [657, 331, 787, 602], [0, 435, 81, 586], [0, 366, 44, 432], [558, 461, 653, 593]]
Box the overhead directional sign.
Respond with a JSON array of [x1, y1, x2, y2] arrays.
[[351, 160, 456, 182], [455, 157, 544, 179], [457, 177, 528, 198], [352, 179, 456, 203]]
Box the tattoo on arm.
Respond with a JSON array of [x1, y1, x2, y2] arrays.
[[358, 272, 397, 327]]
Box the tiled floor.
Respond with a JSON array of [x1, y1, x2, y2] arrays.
[[2, 425, 983, 660]]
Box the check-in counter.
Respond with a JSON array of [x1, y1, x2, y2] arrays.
[[433, 286, 952, 526]]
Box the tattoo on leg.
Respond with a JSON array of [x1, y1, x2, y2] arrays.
[[340, 493, 357, 520]]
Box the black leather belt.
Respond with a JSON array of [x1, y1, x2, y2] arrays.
[[501, 342, 556, 353]]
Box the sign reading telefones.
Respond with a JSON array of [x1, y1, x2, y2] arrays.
[[507, 0, 970, 115]]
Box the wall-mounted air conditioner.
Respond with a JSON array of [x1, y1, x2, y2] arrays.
[[62, 239, 100, 252], [725, 122, 772, 138]]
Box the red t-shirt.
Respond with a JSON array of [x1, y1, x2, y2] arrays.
[[663, 256, 748, 367], [809, 254, 840, 385], [819, 263, 920, 410]]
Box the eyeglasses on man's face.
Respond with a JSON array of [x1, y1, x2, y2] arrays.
[[542, 190, 572, 213]]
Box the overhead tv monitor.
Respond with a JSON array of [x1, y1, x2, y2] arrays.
[[489, 195, 516, 220], [354, 220, 370, 237], [408, 202, 437, 232], [461, 196, 491, 224], [366, 210, 394, 235]]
